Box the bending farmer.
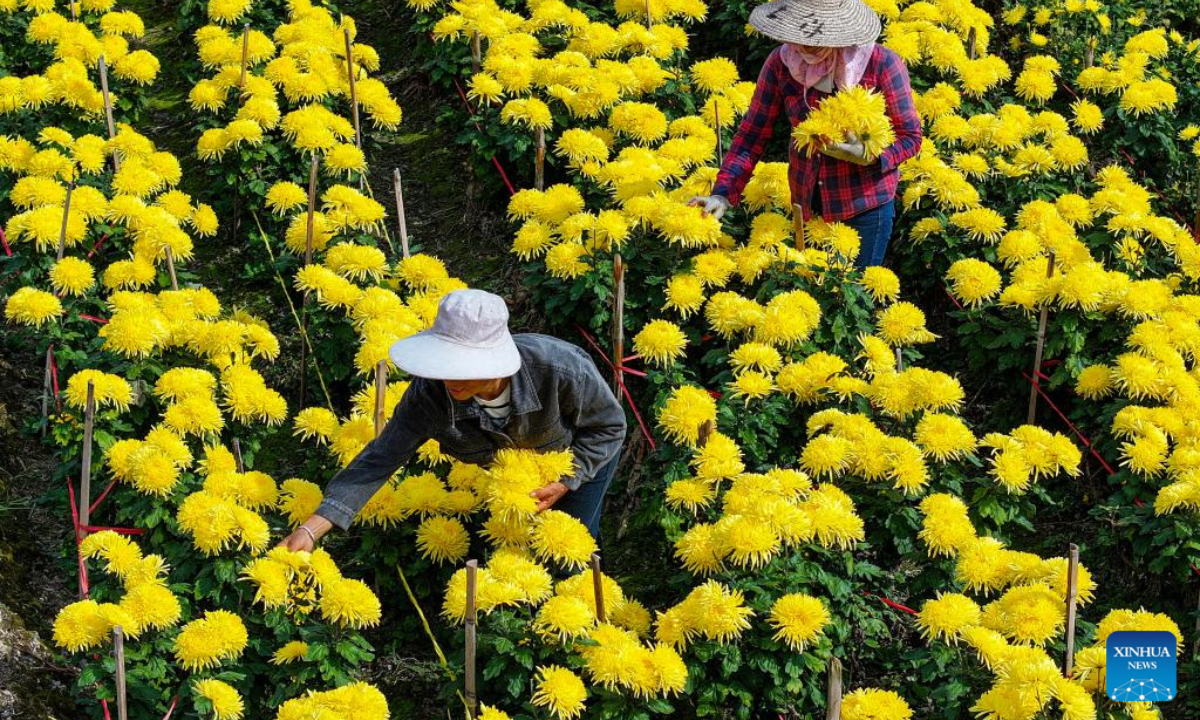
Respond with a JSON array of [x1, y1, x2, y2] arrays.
[[280, 289, 627, 552], [690, 0, 923, 268]]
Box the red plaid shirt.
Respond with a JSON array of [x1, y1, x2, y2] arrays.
[[713, 44, 923, 222]]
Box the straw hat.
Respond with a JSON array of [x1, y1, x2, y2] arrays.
[[749, 0, 881, 47], [389, 289, 522, 380]]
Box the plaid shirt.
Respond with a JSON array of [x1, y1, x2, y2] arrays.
[[713, 44, 923, 222]]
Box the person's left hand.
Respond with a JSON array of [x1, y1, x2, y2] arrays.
[[530, 481, 569, 512], [820, 133, 874, 166]]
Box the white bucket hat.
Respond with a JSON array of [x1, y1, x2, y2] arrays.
[[389, 289, 522, 381], [750, 0, 881, 47]]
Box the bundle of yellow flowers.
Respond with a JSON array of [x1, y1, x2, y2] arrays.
[[792, 86, 896, 160]]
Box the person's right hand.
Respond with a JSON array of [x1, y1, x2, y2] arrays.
[[277, 515, 333, 552], [687, 195, 732, 220]]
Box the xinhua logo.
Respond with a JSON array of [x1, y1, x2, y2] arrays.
[[1106, 630, 1177, 702]]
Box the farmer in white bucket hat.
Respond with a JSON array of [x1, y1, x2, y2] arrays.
[[280, 289, 627, 551], [689, 0, 923, 268]]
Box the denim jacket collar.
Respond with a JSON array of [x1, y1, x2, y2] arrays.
[[448, 356, 542, 421]]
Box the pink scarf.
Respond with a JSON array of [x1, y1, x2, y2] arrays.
[[780, 42, 875, 91]]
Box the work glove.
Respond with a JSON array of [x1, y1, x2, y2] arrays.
[[821, 133, 875, 166], [687, 194, 732, 220]]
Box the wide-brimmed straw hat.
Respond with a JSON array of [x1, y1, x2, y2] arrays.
[[389, 289, 522, 381], [750, 0, 881, 47]]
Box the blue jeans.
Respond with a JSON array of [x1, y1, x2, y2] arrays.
[[811, 193, 895, 269], [845, 200, 895, 269], [555, 453, 619, 547]]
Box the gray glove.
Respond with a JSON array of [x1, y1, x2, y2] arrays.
[[821, 133, 874, 166], [687, 195, 732, 220]]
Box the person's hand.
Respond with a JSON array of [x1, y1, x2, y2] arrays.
[[687, 195, 732, 220], [820, 133, 874, 166], [530, 481, 569, 513], [278, 515, 333, 552]]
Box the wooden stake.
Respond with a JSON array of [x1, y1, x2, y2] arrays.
[[343, 28, 362, 150], [393, 169, 411, 259], [825, 657, 843, 720], [69, 0, 76, 20], [590, 553, 607, 622], [238, 24, 251, 93], [79, 380, 95, 541], [792, 203, 806, 251], [114, 625, 128, 720], [56, 182, 74, 261], [233, 438, 245, 473], [1063, 543, 1080, 677], [895, 346, 903, 371], [98, 56, 120, 172], [164, 246, 179, 291], [374, 360, 388, 438], [305, 155, 319, 266], [697, 419, 715, 447], [534, 126, 546, 192], [967, 26, 978, 60], [471, 32, 481, 74], [299, 155, 319, 406], [41, 347, 53, 435], [611, 254, 626, 396], [1085, 38, 1095, 69], [644, 0, 652, 29], [1027, 251, 1057, 425], [465, 559, 479, 720]]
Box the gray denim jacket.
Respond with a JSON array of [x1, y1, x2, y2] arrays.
[[315, 333, 627, 529]]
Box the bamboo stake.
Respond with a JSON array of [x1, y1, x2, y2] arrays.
[[1027, 252, 1057, 425], [825, 657, 843, 720], [98, 56, 120, 172], [374, 360, 388, 438], [967, 26, 977, 60], [644, 0, 652, 29], [56, 182, 75, 261], [465, 559, 479, 720], [1063, 543, 1080, 677], [233, 438, 245, 473], [393, 169, 411, 259], [164, 246, 179, 291], [238, 24, 251, 93], [792, 203, 806, 251], [590, 553, 607, 622], [79, 381, 95, 540], [534, 126, 546, 191], [343, 28, 362, 149], [114, 625, 128, 720], [471, 32, 481, 74], [305, 155, 319, 266], [41, 347, 53, 435], [299, 155, 319, 406], [611, 254, 626, 396]]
